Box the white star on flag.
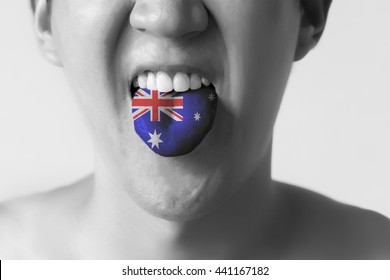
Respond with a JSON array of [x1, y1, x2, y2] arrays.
[[148, 129, 163, 149], [194, 112, 201, 121], [208, 93, 215, 102]]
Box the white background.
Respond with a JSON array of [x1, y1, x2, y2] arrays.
[[0, 1, 389, 217]]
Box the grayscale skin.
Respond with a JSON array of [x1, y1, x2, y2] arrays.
[[0, 0, 389, 259]]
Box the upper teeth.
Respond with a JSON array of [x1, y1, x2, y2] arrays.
[[132, 71, 211, 93]]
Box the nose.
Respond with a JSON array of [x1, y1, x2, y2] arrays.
[[130, 0, 209, 38]]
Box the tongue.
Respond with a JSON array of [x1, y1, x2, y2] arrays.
[[131, 86, 218, 157]]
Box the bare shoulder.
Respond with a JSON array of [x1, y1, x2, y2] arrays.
[[273, 181, 390, 259], [0, 175, 93, 259]]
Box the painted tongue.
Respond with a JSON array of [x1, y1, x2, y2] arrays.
[[131, 86, 218, 157]]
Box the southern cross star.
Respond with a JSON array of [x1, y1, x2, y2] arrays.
[[194, 112, 201, 121], [148, 129, 163, 149], [208, 93, 215, 102]]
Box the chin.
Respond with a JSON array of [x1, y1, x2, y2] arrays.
[[144, 202, 214, 222], [145, 194, 231, 222], [124, 163, 232, 222]]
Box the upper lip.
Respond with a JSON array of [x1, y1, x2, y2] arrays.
[[128, 63, 218, 87]]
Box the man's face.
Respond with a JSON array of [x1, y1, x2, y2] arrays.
[[49, 0, 300, 220]]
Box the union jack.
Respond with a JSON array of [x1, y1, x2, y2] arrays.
[[132, 88, 184, 122]]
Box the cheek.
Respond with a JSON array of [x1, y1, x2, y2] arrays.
[[51, 0, 133, 134], [221, 1, 299, 109], [223, 4, 298, 117], [209, 0, 300, 166]]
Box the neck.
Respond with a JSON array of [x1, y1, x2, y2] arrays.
[[78, 149, 275, 259]]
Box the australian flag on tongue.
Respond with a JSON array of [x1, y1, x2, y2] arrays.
[[132, 87, 218, 157]]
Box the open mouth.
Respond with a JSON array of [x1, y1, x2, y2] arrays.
[[129, 70, 218, 157]]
